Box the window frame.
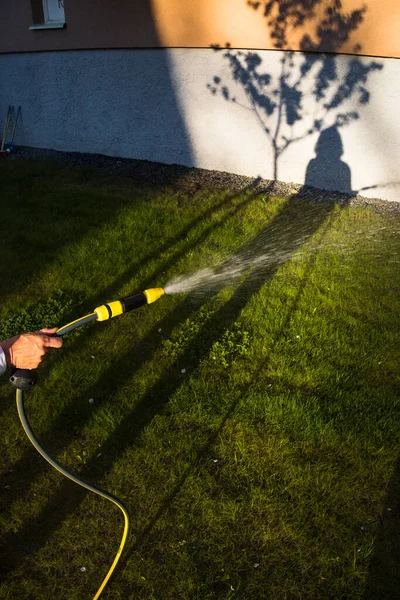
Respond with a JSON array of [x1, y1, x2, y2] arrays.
[[30, 0, 66, 31]]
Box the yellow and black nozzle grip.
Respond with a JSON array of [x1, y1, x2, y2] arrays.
[[94, 300, 124, 322], [94, 288, 164, 322]]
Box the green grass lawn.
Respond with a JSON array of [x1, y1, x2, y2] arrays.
[[0, 159, 399, 600]]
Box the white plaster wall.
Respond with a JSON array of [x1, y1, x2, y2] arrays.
[[169, 49, 399, 201], [0, 50, 193, 167], [0, 49, 399, 201]]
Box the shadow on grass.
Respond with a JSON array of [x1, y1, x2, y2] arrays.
[[1, 192, 343, 590], [120, 199, 400, 600], [119, 199, 343, 595], [0, 156, 245, 309], [83, 180, 264, 315], [0, 160, 137, 301], [0, 183, 265, 573], [0, 181, 259, 422], [0, 183, 260, 499], [364, 455, 400, 600]]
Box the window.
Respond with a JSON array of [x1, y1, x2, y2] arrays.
[[30, 0, 66, 30]]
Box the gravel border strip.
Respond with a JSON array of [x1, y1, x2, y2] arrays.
[[7, 146, 400, 215]]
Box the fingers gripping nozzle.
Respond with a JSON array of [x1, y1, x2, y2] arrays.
[[94, 288, 164, 322]]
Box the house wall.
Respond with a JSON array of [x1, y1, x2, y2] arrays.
[[0, 0, 399, 58], [0, 49, 193, 168], [0, 2, 399, 201], [1, 48, 399, 201]]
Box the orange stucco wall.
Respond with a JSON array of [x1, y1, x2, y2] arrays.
[[0, 0, 399, 57], [152, 0, 400, 58]]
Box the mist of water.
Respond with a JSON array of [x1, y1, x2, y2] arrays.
[[163, 214, 397, 299], [164, 217, 313, 297], [164, 248, 293, 297]]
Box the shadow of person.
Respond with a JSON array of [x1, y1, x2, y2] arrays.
[[305, 125, 352, 194]]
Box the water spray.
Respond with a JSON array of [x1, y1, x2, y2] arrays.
[[10, 288, 165, 600]]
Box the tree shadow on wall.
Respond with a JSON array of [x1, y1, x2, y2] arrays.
[[207, 0, 383, 189]]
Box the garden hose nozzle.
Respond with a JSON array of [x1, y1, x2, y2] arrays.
[[10, 287, 165, 389], [94, 287, 165, 322]]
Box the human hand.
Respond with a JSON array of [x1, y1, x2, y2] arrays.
[[1, 328, 63, 370]]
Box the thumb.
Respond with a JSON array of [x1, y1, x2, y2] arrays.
[[40, 328, 58, 334]]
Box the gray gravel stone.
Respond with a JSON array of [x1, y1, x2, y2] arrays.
[[8, 146, 400, 215]]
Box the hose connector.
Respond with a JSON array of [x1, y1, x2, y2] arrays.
[[94, 300, 124, 322], [94, 288, 164, 321]]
